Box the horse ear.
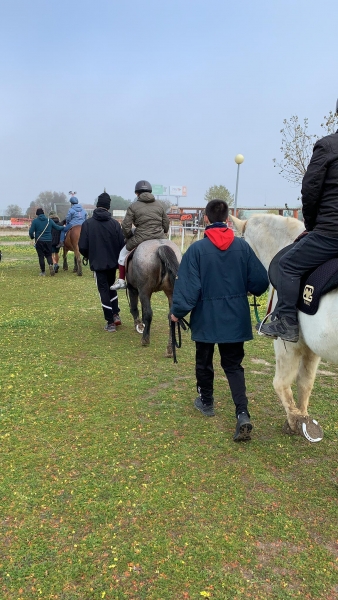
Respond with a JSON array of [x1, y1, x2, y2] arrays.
[[230, 215, 247, 234]]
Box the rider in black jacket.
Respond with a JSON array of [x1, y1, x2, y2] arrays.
[[79, 192, 125, 332], [261, 99, 338, 343]]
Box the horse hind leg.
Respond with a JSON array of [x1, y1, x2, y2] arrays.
[[128, 286, 142, 331], [75, 251, 82, 276], [63, 248, 68, 271], [164, 291, 174, 358], [140, 292, 152, 346], [273, 339, 303, 432]]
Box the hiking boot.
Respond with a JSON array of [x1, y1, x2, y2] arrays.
[[113, 313, 122, 326], [234, 412, 252, 442], [110, 279, 127, 290], [104, 322, 117, 332], [194, 396, 215, 417], [49, 265, 55, 276], [39, 271, 46, 276], [259, 316, 299, 343]]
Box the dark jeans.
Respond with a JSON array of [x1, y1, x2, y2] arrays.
[[195, 341, 249, 417], [35, 240, 53, 272], [275, 231, 338, 320], [94, 269, 120, 322]]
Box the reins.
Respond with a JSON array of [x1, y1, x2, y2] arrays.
[[170, 317, 190, 364]]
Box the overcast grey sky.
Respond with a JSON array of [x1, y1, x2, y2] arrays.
[[0, 0, 337, 213]]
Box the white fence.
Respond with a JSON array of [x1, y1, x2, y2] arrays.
[[168, 225, 205, 252]]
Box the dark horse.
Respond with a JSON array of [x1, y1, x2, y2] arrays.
[[126, 239, 181, 357], [63, 225, 83, 276]]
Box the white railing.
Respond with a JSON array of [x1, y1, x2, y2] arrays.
[[168, 225, 205, 252]]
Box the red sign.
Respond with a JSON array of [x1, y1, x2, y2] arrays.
[[180, 214, 193, 221], [167, 213, 181, 219]]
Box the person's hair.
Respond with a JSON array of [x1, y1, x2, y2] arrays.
[[205, 199, 229, 223]]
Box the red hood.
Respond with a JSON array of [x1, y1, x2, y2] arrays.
[[204, 226, 235, 250]]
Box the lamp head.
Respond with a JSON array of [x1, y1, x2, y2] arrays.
[[235, 154, 244, 165]]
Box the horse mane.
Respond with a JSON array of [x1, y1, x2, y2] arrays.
[[157, 245, 180, 287], [243, 214, 305, 269]]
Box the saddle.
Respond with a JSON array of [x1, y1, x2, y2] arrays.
[[268, 244, 338, 316]]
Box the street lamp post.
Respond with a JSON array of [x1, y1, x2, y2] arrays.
[[234, 154, 244, 217]]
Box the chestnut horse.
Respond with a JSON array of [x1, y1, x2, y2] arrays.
[[63, 225, 83, 276]]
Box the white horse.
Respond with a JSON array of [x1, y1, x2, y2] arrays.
[[231, 213, 338, 442]]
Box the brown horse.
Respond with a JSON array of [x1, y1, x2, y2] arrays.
[[63, 225, 83, 276]]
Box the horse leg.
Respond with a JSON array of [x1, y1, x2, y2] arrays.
[[63, 248, 68, 271], [73, 255, 77, 273], [75, 250, 82, 276], [164, 292, 173, 358], [140, 292, 152, 346], [128, 286, 142, 331], [296, 346, 320, 416], [272, 339, 303, 432]]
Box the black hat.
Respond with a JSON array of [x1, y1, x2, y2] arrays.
[[36, 208, 44, 215], [97, 192, 111, 209]]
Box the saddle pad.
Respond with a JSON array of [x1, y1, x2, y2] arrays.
[[268, 245, 338, 316]]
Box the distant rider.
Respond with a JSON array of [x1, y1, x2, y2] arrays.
[[57, 196, 87, 248], [111, 180, 170, 290]]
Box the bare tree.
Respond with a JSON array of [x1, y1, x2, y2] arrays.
[[5, 204, 23, 217], [273, 112, 338, 186]]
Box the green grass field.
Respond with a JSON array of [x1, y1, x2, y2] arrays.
[[1, 242, 337, 600]]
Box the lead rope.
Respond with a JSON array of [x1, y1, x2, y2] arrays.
[[170, 317, 190, 363]]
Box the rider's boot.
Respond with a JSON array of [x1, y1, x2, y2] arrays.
[[259, 315, 299, 343], [110, 264, 126, 290]]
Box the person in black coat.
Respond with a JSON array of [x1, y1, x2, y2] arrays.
[[260, 99, 338, 343], [49, 211, 61, 273], [79, 192, 125, 332], [171, 199, 269, 441]]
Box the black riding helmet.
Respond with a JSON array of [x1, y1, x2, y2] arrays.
[[135, 180, 152, 193]]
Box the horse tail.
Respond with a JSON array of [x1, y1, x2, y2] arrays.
[[157, 245, 180, 287]]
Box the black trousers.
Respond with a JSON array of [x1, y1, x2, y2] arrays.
[[35, 240, 53, 272], [195, 341, 249, 417], [275, 231, 338, 320], [94, 269, 120, 322]]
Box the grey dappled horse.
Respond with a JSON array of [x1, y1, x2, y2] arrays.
[[126, 239, 181, 357]]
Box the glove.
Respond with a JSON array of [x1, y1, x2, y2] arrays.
[[294, 230, 308, 243]]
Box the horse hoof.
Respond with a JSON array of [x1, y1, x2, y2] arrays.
[[296, 416, 324, 443], [282, 420, 297, 436], [165, 350, 173, 358], [141, 338, 150, 346], [135, 323, 145, 334]]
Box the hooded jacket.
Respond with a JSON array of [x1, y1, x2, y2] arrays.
[[66, 203, 88, 226], [29, 214, 64, 242], [171, 223, 269, 343], [78, 208, 125, 271], [122, 193, 170, 251], [301, 130, 338, 237]]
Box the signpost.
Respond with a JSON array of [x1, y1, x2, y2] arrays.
[[152, 184, 167, 196], [169, 186, 187, 197]]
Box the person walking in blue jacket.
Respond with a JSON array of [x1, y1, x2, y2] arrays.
[[57, 196, 87, 247], [29, 208, 65, 276], [171, 200, 269, 441]]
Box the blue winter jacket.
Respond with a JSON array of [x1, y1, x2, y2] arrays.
[[66, 204, 87, 226], [29, 214, 64, 242], [171, 225, 269, 343]]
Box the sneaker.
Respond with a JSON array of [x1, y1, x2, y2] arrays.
[[113, 313, 122, 326], [234, 412, 252, 442], [194, 396, 215, 417], [49, 265, 55, 276], [259, 316, 299, 343], [54, 264, 59, 273], [110, 279, 127, 290], [104, 322, 117, 333], [39, 271, 46, 276], [56, 242, 64, 248]]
